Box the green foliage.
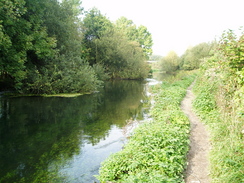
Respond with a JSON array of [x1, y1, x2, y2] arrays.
[[0, 0, 56, 90], [83, 8, 113, 41], [97, 71, 196, 183], [0, 0, 103, 94], [160, 51, 180, 72], [115, 17, 138, 40], [95, 32, 149, 79], [194, 89, 216, 113], [193, 73, 244, 183], [137, 25, 153, 58], [81, 8, 113, 65], [180, 42, 214, 70], [0, 1, 152, 94], [92, 63, 110, 81], [115, 17, 153, 59], [82, 10, 151, 80], [192, 29, 244, 182], [218, 29, 244, 85], [93, 30, 130, 70], [24, 60, 102, 94]]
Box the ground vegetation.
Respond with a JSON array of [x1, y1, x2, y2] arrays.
[[193, 29, 244, 182]]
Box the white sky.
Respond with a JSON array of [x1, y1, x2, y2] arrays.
[[81, 0, 244, 56]]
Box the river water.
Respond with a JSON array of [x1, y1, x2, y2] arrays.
[[0, 79, 161, 183]]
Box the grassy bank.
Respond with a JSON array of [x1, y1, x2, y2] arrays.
[[193, 70, 244, 182], [191, 29, 244, 182], [97, 71, 196, 183]]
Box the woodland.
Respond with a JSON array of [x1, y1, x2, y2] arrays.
[[0, 0, 153, 94]]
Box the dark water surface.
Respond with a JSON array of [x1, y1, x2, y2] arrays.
[[0, 80, 151, 183]]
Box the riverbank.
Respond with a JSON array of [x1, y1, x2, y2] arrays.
[[97, 71, 197, 182], [0, 79, 150, 183]]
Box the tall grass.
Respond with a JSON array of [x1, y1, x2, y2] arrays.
[[193, 70, 244, 182]]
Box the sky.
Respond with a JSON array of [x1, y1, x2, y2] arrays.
[[81, 0, 244, 56]]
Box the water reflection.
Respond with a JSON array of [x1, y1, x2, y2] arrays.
[[152, 72, 177, 82], [0, 80, 149, 182]]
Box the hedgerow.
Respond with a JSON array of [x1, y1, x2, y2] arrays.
[[193, 32, 244, 182]]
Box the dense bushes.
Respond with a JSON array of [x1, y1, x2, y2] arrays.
[[97, 71, 196, 182], [193, 29, 244, 182], [82, 10, 152, 80], [159, 51, 180, 73], [180, 42, 214, 70], [159, 42, 214, 73], [0, 1, 152, 94]]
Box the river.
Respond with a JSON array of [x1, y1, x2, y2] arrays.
[[0, 78, 163, 183]]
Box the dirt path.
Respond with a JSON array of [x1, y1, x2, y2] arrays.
[[181, 82, 211, 183]]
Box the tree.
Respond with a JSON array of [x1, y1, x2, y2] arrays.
[[0, 0, 102, 94], [82, 10, 149, 79], [82, 8, 113, 65], [24, 0, 102, 94], [218, 29, 244, 85], [92, 29, 149, 79], [219, 29, 244, 70], [180, 42, 213, 70], [82, 8, 113, 40], [115, 17, 138, 40], [137, 25, 153, 58], [0, 1, 151, 94], [160, 51, 180, 72], [115, 17, 153, 59], [0, 0, 56, 91]]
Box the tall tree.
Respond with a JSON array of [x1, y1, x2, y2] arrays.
[[82, 8, 113, 65], [0, 0, 56, 90], [136, 25, 153, 58], [115, 17, 138, 40], [24, 0, 101, 94], [95, 30, 149, 79], [115, 17, 153, 59], [180, 42, 213, 70], [160, 51, 180, 72], [0, 0, 101, 94]]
